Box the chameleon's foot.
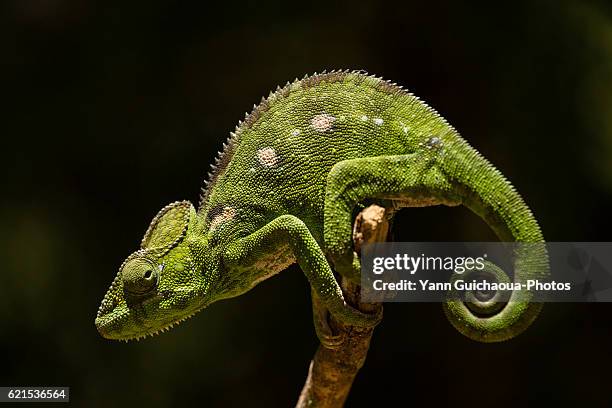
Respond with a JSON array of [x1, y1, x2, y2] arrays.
[[330, 301, 383, 328], [317, 321, 347, 350], [313, 294, 347, 349], [321, 332, 346, 350]]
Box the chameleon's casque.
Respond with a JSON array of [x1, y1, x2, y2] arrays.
[[96, 70, 548, 343]]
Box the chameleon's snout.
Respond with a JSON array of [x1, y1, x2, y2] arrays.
[[121, 257, 159, 295]]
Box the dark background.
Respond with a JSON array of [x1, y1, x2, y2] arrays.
[[2, 0, 612, 406]]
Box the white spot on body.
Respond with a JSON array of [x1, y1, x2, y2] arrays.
[[373, 118, 384, 125], [425, 136, 443, 150], [257, 147, 280, 167], [210, 207, 236, 230], [360, 115, 368, 121], [291, 129, 300, 136], [311, 113, 336, 132]]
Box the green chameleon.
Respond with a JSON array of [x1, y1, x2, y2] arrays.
[[96, 70, 548, 345]]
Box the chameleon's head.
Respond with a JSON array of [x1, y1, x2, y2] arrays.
[[95, 201, 213, 341]]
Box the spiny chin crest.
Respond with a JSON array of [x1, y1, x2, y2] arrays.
[[120, 310, 199, 343]]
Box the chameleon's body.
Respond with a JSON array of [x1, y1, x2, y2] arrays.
[[96, 71, 548, 344]]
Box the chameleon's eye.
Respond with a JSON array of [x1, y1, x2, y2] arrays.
[[121, 257, 159, 295]]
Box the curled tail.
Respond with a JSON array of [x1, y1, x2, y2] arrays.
[[440, 139, 549, 342]]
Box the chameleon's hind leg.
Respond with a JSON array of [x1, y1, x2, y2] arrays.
[[323, 151, 456, 281], [324, 146, 547, 344], [224, 214, 382, 331]]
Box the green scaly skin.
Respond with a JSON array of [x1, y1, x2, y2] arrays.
[[95, 70, 549, 344]]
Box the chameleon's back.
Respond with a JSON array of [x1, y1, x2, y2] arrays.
[[200, 71, 456, 238]]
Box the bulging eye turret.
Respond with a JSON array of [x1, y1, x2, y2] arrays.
[[122, 257, 159, 295]]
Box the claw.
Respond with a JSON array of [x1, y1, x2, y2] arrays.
[[319, 331, 346, 350]]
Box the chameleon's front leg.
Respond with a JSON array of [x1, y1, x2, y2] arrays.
[[224, 215, 382, 332]]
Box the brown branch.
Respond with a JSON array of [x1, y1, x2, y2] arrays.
[[296, 205, 389, 408]]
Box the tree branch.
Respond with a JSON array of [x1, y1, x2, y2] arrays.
[[296, 205, 389, 408]]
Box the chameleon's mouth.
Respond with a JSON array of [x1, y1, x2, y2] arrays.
[[95, 307, 131, 340], [95, 288, 209, 342], [95, 305, 198, 342]]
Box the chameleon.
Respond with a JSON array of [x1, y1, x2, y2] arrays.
[[95, 70, 548, 345]]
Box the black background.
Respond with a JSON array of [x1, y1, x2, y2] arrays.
[[2, 0, 612, 406]]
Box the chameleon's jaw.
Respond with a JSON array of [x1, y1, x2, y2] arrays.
[[95, 303, 200, 342], [95, 290, 209, 341]]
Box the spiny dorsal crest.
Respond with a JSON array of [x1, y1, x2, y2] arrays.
[[196, 69, 445, 211]]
